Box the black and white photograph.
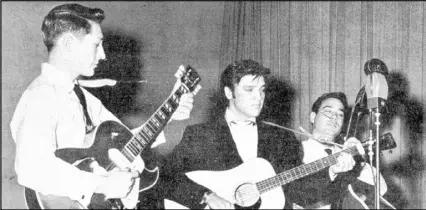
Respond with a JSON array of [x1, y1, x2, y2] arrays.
[[2, 1, 425, 209]]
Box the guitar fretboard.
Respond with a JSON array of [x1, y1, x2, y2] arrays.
[[256, 146, 359, 194], [120, 85, 189, 163]]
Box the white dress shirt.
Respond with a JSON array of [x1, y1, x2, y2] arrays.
[[10, 63, 165, 207], [224, 108, 258, 162]]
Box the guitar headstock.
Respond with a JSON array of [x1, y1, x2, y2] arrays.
[[180, 65, 201, 92]]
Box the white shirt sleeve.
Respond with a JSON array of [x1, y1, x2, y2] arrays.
[[151, 131, 166, 148], [11, 88, 103, 202]]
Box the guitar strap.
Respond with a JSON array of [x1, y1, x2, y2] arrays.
[[74, 84, 94, 133]]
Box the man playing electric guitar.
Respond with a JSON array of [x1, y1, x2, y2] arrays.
[[160, 59, 361, 209], [294, 92, 388, 209], [10, 3, 200, 209]]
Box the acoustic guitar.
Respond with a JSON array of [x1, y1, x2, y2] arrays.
[[165, 145, 365, 209], [24, 65, 201, 209], [165, 132, 397, 209]]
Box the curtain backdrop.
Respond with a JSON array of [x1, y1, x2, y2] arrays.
[[219, 1, 425, 208]]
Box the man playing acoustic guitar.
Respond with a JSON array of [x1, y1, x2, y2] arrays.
[[160, 59, 363, 209], [10, 3, 200, 209]]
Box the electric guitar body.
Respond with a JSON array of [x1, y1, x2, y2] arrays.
[[24, 121, 159, 209]]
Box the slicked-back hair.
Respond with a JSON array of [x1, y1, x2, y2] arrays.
[[311, 92, 348, 115], [41, 4, 105, 52], [220, 59, 271, 93]]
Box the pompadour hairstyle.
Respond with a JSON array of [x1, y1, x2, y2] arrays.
[[220, 59, 271, 92], [41, 4, 105, 52]]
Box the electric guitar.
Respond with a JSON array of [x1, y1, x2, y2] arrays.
[[24, 65, 201, 209], [165, 145, 365, 209]]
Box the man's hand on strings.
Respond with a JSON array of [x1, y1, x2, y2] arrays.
[[329, 137, 363, 178], [170, 65, 202, 121]]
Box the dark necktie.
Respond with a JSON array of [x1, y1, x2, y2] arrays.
[[73, 84, 94, 133]]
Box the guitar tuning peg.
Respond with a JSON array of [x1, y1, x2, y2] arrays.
[[174, 65, 186, 78]]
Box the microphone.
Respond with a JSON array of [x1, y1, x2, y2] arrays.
[[364, 58, 389, 109]]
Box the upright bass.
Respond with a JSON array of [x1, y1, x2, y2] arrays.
[[335, 60, 396, 209]]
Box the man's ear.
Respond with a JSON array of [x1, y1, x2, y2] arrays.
[[310, 112, 316, 124], [224, 86, 233, 100], [58, 33, 77, 52]]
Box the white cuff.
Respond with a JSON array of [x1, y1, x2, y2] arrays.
[[151, 131, 166, 148], [69, 172, 103, 208], [329, 167, 338, 181]]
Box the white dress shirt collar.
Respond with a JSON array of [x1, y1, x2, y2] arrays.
[[224, 107, 256, 126], [224, 107, 258, 162]]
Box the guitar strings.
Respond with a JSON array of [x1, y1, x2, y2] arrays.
[[104, 86, 189, 173], [233, 146, 359, 204]]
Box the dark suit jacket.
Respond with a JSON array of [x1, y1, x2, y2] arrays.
[[160, 117, 335, 209]]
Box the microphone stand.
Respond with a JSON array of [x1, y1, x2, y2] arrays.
[[375, 110, 382, 210], [367, 94, 386, 209], [368, 107, 382, 209], [368, 108, 398, 210]]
